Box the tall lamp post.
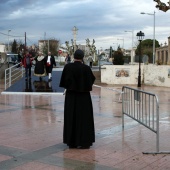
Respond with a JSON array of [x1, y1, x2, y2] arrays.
[[117, 38, 124, 49], [8, 29, 11, 52], [136, 31, 145, 87], [125, 30, 134, 64], [141, 11, 155, 64], [113, 43, 118, 50]]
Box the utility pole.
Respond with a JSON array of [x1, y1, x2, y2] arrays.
[[8, 29, 11, 52], [141, 11, 155, 64], [25, 32, 26, 51], [48, 39, 49, 53], [125, 30, 134, 64], [44, 32, 46, 40]]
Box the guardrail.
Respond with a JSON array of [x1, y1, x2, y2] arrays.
[[93, 84, 123, 102], [5, 63, 24, 90], [122, 86, 170, 154]]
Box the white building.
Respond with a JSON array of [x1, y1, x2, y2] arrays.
[[0, 43, 6, 53], [155, 37, 170, 65]]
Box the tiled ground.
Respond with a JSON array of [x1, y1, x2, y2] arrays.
[[0, 69, 170, 169]]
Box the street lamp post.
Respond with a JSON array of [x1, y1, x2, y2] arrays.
[[113, 43, 118, 50], [125, 30, 134, 64], [98, 54, 101, 71], [136, 31, 145, 87], [117, 38, 124, 49], [8, 29, 11, 52], [141, 11, 155, 64]]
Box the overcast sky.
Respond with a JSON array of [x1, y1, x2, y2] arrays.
[[0, 0, 170, 51]]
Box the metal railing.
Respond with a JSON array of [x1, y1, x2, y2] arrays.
[[93, 84, 123, 102], [122, 86, 170, 154], [5, 63, 24, 90]]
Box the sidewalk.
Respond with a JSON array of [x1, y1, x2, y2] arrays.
[[0, 77, 170, 169]]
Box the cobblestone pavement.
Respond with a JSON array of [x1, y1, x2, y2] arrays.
[[0, 75, 170, 169]]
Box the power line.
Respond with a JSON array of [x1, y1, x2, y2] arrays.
[[26, 37, 36, 45], [0, 31, 24, 37]]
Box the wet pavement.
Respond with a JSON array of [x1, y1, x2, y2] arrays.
[[3, 69, 64, 94], [0, 68, 170, 169]]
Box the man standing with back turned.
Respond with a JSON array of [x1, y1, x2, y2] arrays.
[[59, 49, 96, 149]]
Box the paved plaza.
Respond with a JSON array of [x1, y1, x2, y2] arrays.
[[0, 69, 170, 169]]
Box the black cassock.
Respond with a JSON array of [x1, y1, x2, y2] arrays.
[[59, 61, 96, 147]]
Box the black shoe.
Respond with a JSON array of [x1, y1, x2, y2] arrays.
[[69, 145, 77, 149], [78, 146, 90, 149]]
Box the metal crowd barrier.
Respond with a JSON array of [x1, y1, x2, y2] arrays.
[[122, 86, 170, 154], [93, 84, 123, 102]]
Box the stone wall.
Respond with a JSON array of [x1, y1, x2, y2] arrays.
[[101, 64, 170, 87]]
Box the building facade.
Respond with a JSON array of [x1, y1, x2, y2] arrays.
[[155, 37, 170, 65]]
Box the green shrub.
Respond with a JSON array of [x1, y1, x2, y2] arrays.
[[113, 50, 124, 65], [93, 61, 98, 66], [59, 62, 65, 66]]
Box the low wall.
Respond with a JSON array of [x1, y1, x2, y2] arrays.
[[144, 65, 170, 87], [101, 64, 170, 87]]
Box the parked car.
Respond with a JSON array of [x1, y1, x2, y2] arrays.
[[6, 53, 18, 64], [100, 60, 113, 66]]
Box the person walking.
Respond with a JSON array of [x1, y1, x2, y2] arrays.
[[65, 53, 71, 64], [45, 51, 56, 81], [88, 54, 93, 68], [17, 52, 22, 68], [59, 49, 96, 149], [34, 52, 46, 81], [21, 51, 33, 80]]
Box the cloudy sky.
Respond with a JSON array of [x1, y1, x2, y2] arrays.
[[0, 0, 170, 51]]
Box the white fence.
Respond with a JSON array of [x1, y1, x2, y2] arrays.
[[5, 63, 24, 90]]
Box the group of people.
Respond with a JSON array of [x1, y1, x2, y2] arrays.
[[22, 51, 56, 81]]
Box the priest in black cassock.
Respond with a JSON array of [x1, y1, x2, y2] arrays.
[[59, 49, 96, 149]]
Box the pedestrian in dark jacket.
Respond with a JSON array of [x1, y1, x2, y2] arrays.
[[22, 51, 33, 80], [65, 53, 71, 64]]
